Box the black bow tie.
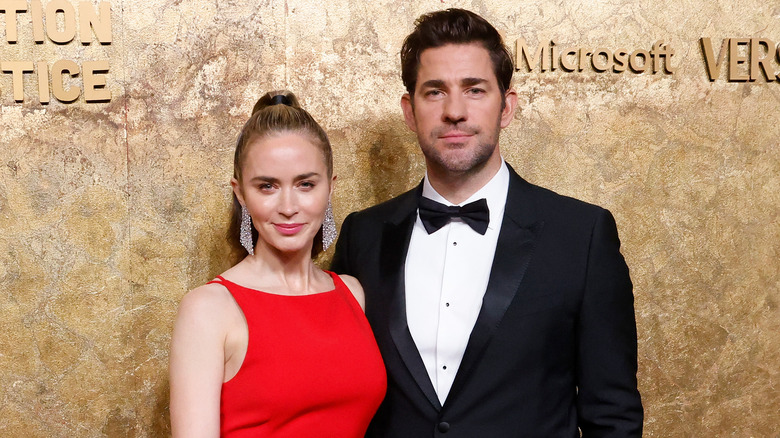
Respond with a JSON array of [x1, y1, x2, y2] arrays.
[[418, 197, 490, 235]]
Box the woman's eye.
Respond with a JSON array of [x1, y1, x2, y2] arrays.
[[300, 181, 315, 189]]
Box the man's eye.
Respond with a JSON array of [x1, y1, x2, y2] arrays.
[[467, 88, 485, 94]]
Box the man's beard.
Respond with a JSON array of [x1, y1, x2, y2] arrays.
[[420, 122, 500, 175]]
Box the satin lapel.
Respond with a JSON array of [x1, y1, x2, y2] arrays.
[[445, 168, 544, 405], [382, 186, 443, 411]]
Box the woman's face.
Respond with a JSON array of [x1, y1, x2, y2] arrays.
[[233, 132, 332, 256]]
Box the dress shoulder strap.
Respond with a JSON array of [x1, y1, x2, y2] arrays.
[[327, 271, 345, 289], [205, 276, 242, 299], [326, 271, 353, 297], [206, 275, 226, 286], [326, 271, 365, 312]]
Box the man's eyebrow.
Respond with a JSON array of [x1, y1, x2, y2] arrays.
[[461, 77, 488, 87], [419, 79, 445, 89], [419, 78, 489, 89]]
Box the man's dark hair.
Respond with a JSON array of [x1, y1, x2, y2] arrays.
[[400, 8, 514, 97]]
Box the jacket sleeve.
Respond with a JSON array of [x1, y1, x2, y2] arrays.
[[330, 211, 356, 276], [576, 208, 644, 437]]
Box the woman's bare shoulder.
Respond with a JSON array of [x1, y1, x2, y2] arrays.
[[181, 281, 232, 305], [176, 281, 237, 325]]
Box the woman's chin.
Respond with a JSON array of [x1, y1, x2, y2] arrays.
[[258, 238, 313, 256]]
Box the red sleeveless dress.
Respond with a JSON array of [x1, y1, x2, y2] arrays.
[[210, 271, 386, 438]]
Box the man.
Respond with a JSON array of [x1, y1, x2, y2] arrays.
[[332, 8, 643, 437]]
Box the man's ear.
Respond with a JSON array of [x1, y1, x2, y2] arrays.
[[500, 88, 518, 129], [401, 93, 418, 133], [231, 178, 245, 205]]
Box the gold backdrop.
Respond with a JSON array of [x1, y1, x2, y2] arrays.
[[1, 0, 778, 436]]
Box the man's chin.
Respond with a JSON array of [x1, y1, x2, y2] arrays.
[[431, 156, 492, 175]]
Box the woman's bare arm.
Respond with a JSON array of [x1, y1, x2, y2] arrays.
[[169, 284, 232, 437]]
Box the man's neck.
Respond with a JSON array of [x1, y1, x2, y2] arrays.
[[426, 155, 503, 205]]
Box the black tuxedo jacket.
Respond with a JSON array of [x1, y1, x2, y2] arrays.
[[332, 165, 643, 437]]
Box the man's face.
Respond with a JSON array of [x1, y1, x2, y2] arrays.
[[402, 43, 517, 177]]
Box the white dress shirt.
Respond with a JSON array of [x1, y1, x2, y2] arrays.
[[405, 161, 510, 404]]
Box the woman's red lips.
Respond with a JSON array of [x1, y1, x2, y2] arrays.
[[274, 223, 304, 235]]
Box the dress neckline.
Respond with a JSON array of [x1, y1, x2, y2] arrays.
[[214, 271, 340, 297]]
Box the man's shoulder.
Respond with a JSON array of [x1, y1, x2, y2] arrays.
[[345, 185, 420, 224], [511, 174, 608, 222], [335, 186, 419, 257], [529, 182, 604, 211]]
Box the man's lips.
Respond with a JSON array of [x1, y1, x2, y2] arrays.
[[274, 223, 305, 235], [439, 131, 474, 141]]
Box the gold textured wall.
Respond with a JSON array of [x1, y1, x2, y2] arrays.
[[1, 1, 778, 436]]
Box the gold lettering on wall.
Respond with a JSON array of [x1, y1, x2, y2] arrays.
[[37, 60, 48, 103], [0, 0, 112, 104], [700, 38, 780, 82], [701, 38, 728, 80], [0, 0, 26, 43], [78, 0, 111, 44], [1, 60, 33, 101], [82, 59, 109, 101], [729, 38, 750, 81], [31, 0, 43, 42], [51, 59, 79, 102], [45, 0, 76, 44], [515, 39, 676, 74]]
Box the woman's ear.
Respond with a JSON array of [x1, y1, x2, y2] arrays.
[[231, 178, 245, 205], [329, 174, 337, 198]]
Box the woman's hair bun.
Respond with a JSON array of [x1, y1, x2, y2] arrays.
[[252, 90, 301, 114]]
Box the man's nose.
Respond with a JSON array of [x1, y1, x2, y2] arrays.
[[442, 94, 467, 124]]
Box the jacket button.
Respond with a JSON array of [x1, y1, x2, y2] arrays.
[[437, 422, 450, 432]]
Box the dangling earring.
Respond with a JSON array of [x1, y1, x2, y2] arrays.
[[321, 200, 337, 251], [240, 205, 254, 255]]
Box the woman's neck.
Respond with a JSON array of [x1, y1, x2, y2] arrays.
[[241, 244, 323, 295]]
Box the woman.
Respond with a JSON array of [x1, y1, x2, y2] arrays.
[[169, 91, 386, 437]]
